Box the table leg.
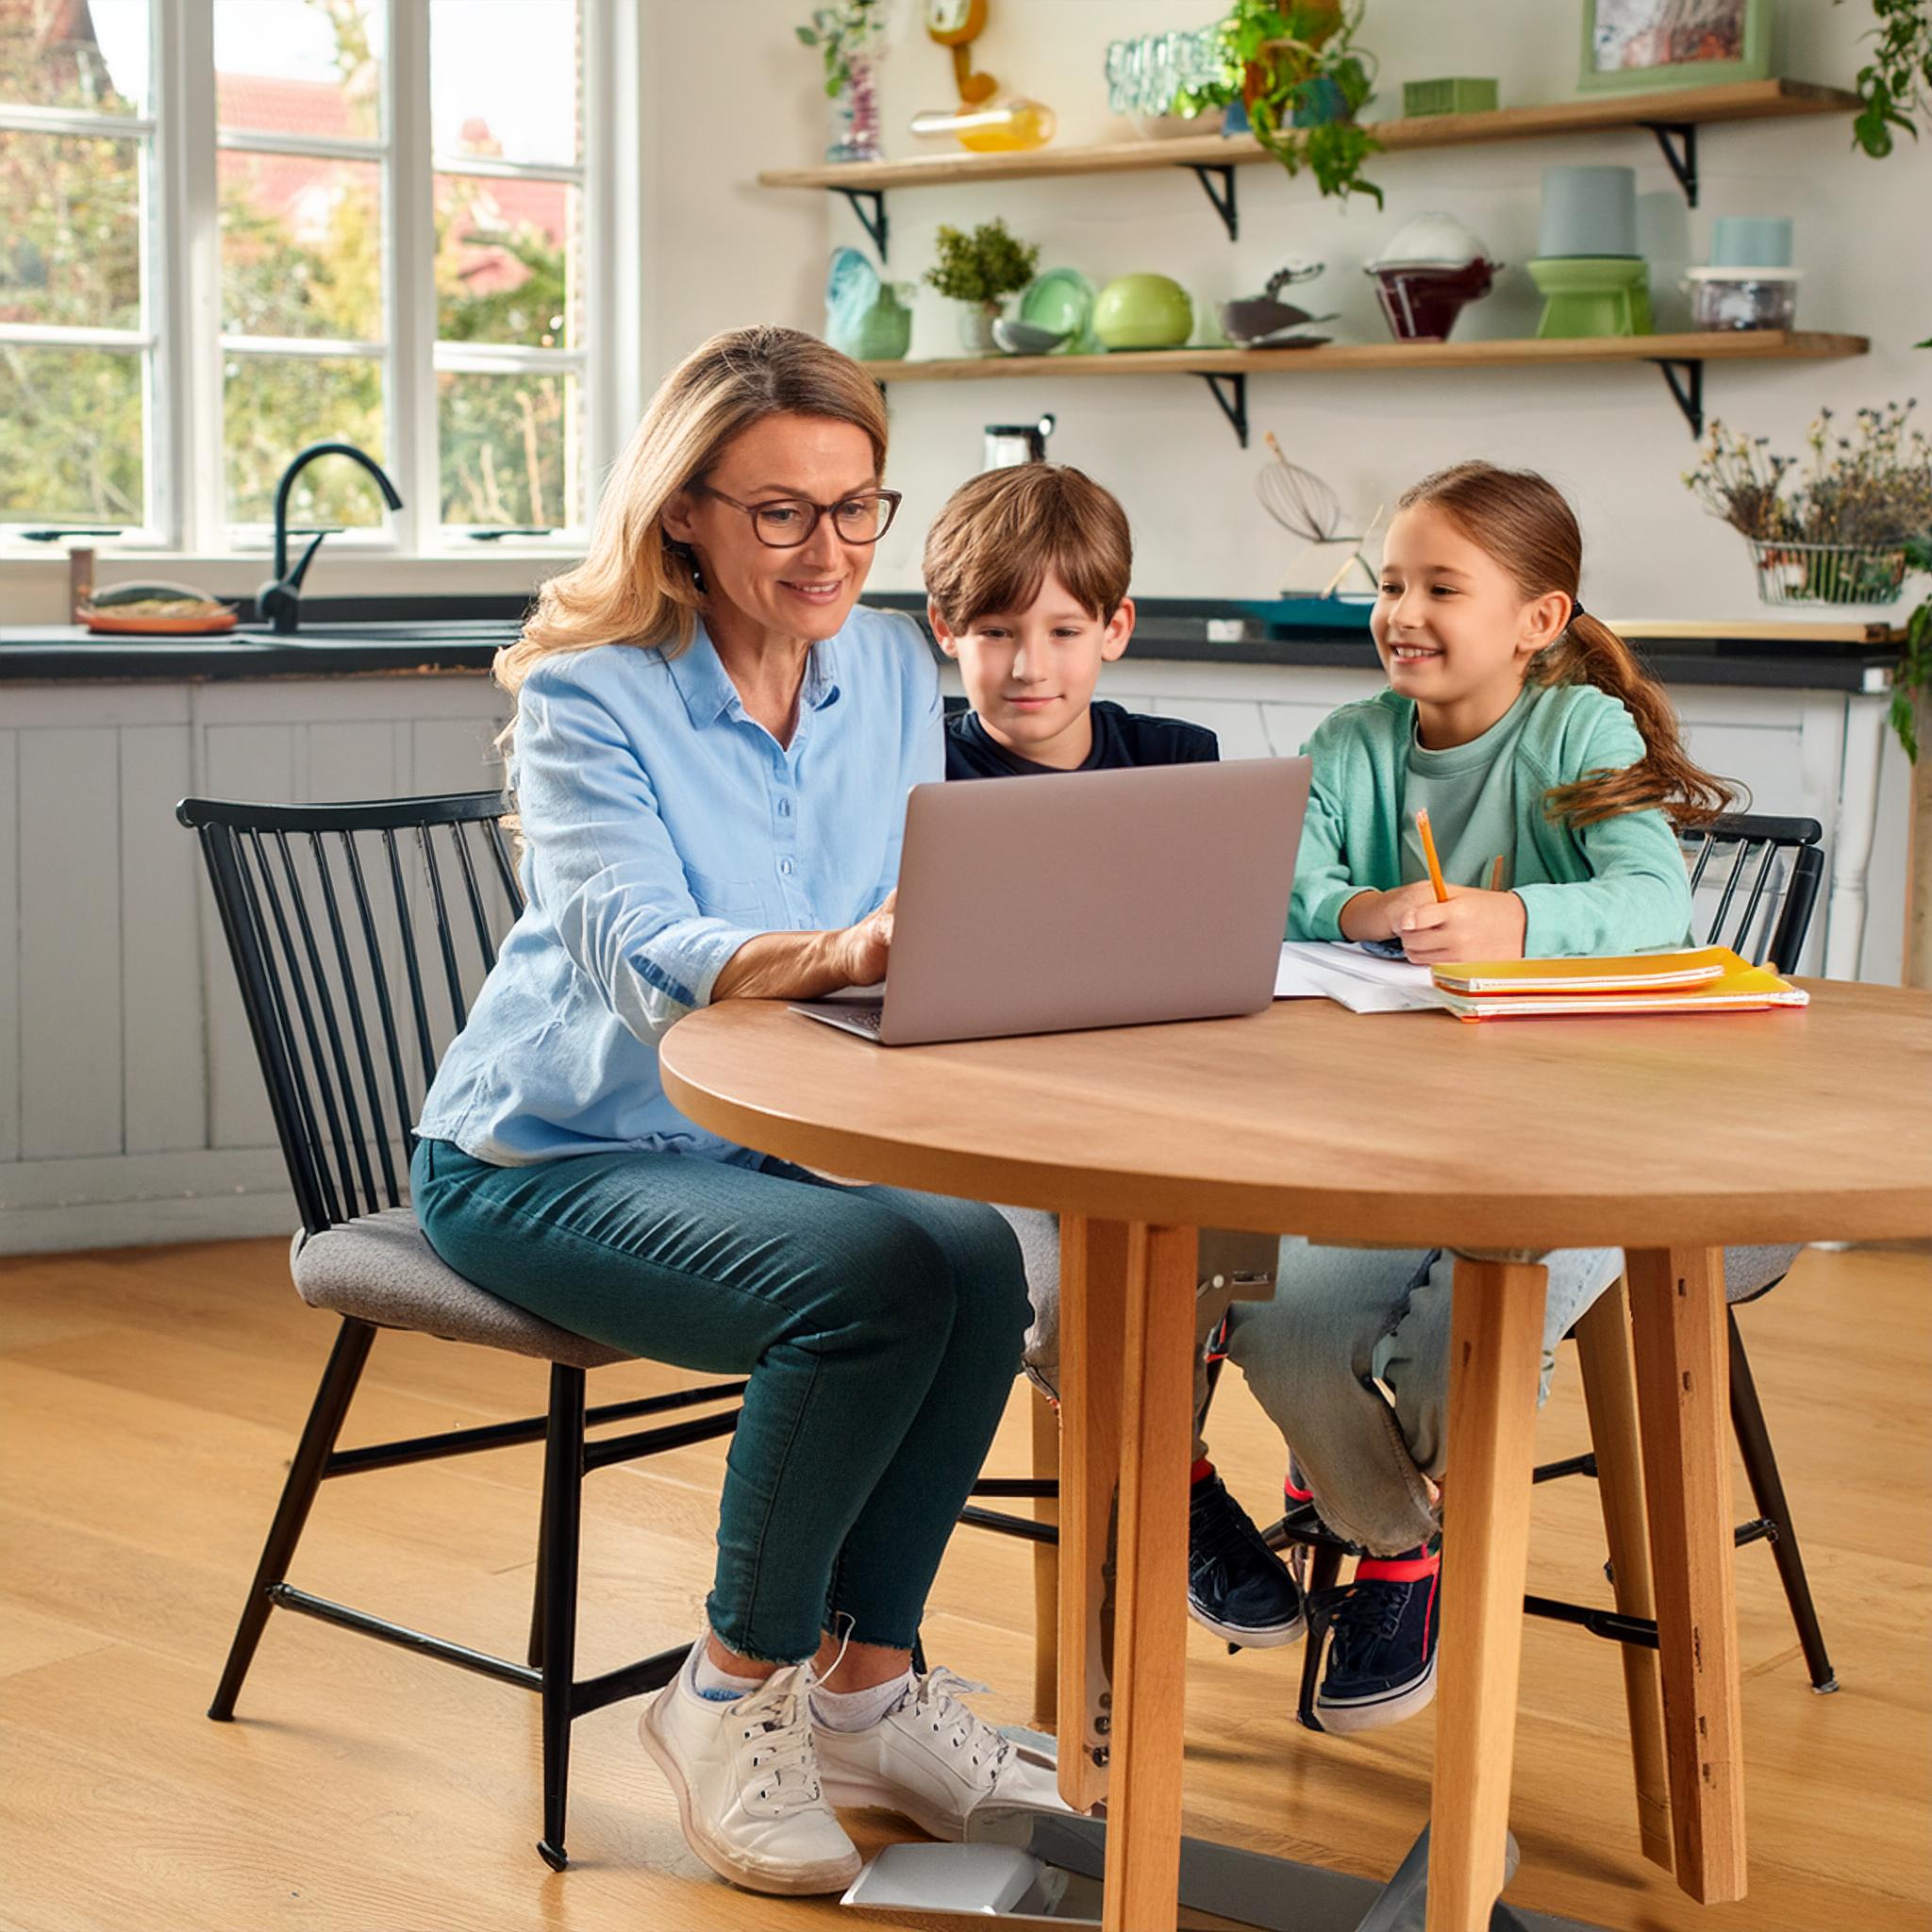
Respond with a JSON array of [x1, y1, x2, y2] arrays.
[[1624, 1246, 1747, 1906], [1574, 1277, 1674, 1874], [1426, 1256, 1548, 1932], [1030, 1387, 1061, 1734], [1058, 1215, 1124, 1815], [1104, 1222, 1198, 1932]]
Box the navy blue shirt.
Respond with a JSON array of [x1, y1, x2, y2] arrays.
[[945, 699, 1219, 778]]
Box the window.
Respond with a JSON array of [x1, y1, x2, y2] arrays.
[[0, 0, 159, 541], [1, 0, 601, 554]]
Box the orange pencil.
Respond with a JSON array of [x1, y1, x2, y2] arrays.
[[1414, 808, 1450, 903], [1487, 854, 1507, 892]]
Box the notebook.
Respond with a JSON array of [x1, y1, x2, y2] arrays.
[[1429, 946, 1809, 1024]]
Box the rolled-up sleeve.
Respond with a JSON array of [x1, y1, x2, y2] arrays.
[[515, 675, 761, 1040]]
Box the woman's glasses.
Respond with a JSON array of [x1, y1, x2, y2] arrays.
[[696, 484, 902, 549]]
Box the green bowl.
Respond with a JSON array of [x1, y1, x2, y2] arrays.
[[1092, 274, 1193, 350]]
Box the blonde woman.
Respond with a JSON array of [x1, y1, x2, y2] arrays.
[[411, 326, 1054, 1895]]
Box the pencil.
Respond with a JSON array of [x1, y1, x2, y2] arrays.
[[1414, 808, 1450, 903], [1487, 854, 1507, 892]]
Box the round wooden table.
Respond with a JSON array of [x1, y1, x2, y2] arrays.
[[661, 988, 1932, 1932]]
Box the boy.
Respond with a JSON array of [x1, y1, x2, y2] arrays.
[[921, 461, 1304, 1652]]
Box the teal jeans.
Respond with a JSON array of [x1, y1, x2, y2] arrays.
[[410, 1138, 1030, 1663]]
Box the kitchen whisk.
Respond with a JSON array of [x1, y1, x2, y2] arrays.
[[1256, 432, 1380, 595]]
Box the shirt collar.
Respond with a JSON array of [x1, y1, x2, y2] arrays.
[[668, 622, 842, 728]]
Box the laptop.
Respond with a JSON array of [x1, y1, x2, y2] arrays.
[[791, 757, 1311, 1046]]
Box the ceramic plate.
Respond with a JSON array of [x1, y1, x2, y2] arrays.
[[83, 606, 239, 635], [1018, 269, 1098, 353]]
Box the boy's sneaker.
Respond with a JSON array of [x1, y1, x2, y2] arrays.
[[1313, 1541, 1441, 1735], [813, 1667, 1072, 1840], [639, 1652, 861, 1896], [1187, 1465, 1307, 1647]]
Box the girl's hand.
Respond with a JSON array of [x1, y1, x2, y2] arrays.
[[1395, 888, 1527, 965], [1338, 880, 1443, 942], [829, 890, 895, 987]]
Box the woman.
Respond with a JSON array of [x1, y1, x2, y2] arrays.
[[411, 325, 1052, 1896]]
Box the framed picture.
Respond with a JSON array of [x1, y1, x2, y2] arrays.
[[1577, 0, 1772, 93]]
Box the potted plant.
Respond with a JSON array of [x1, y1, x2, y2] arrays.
[[797, 0, 890, 163], [923, 218, 1041, 353], [1179, 0, 1383, 204], [1836, 0, 1932, 158]]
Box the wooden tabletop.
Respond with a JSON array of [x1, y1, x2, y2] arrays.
[[659, 984, 1932, 1249]]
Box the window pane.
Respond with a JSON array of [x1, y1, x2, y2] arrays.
[[221, 151, 382, 341], [0, 131, 142, 330], [225, 353, 385, 525], [435, 174, 576, 349], [215, 0, 384, 143], [0, 0, 148, 114], [431, 0, 579, 165], [0, 342, 143, 525], [439, 367, 578, 529]]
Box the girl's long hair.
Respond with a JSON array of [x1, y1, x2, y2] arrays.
[[1399, 462, 1737, 828], [494, 325, 890, 707]]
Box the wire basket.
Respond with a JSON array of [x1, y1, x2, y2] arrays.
[[1746, 538, 1914, 607]]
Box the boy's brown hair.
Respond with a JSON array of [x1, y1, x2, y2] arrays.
[[922, 463, 1132, 630]]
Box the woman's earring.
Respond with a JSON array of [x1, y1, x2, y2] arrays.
[[666, 537, 707, 597]]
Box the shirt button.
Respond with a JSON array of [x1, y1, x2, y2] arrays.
[[779, 858, 794, 875], [778, 800, 791, 817]]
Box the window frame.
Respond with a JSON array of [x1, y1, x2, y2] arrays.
[[2, 0, 624, 561]]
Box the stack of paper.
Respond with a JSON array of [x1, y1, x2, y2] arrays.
[[1274, 943, 1442, 1014], [1428, 946, 1808, 1023]]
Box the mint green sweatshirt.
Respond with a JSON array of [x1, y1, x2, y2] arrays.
[[1289, 682, 1694, 958]]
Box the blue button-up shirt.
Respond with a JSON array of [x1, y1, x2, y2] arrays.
[[417, 606, 942, 1164]]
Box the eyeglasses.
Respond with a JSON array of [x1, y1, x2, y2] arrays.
[[695, 483, 902, 549]]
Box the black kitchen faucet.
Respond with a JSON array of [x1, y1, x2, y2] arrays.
[[257, 441, 404, 634]]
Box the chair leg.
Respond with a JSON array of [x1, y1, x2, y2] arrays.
[[1728, 1311, 1838, 1692], [526, 1478, 551, 1671], [537, 1363, 587, 1871], [208, 1317, 376, 1722], [1575, 1279, 1674, 1873], [1030, 1389, 1061, 1732], [1295, 1543, 1345, 1730]]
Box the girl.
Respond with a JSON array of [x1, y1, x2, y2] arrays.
[[1218, 460, 1781, 1735]]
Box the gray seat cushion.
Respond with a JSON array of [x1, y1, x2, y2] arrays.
[[290, 1207, 629, 1370], [1725, 1242, 1803, 1306]]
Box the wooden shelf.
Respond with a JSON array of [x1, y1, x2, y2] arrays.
[[759, 78, 1856, 205], [858, 331, 1871, 444]]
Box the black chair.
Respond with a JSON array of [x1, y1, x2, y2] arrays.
[[181, 790, 749, 1870], [1203, 813, 1837, 1734], [183, 787, 1067, 1860]]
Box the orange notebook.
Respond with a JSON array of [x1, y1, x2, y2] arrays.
[[1430, 947, 1808, 1023]]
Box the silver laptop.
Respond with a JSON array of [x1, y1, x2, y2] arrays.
[[791, 758, 1311, 1046]]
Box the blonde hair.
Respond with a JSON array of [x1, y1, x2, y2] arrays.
[[922, 463, 1132, 631], [494, 325, 890, 703], [1398, 462, 1738, 829]]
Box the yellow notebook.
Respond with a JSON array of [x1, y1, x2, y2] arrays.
[[1431, 946, 1737, 997], [1430, 947, 1809, 1023]]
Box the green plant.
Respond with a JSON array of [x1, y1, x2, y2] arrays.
[[1835, 0, 1932, 157], [922, 219, 1040, 308], [1892, 535, 1932, 757], [795, 0, 889, 97], [1180, 0, 1383, 205]]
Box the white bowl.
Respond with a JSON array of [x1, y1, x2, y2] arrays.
[[1365, 210, 1493, 271]]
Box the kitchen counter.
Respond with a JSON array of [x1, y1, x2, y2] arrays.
[[0, 593, 1903, 691]]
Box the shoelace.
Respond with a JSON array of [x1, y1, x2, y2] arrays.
[[1190, 1480, 1272, 1572], [905, 1667, 1013, 1787], [1324, 1578, 1410, 1666], [736, 1672, 824, 1810]]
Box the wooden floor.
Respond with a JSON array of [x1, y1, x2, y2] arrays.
[[1, 1237, 1926, 1932]]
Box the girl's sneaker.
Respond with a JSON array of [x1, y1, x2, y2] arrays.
[[1187, 1464, 1307, 1647], [812, 1666, 1070, 1839], [1312, 1541, 1441, 1734], [639, 1652, 862, 1895]]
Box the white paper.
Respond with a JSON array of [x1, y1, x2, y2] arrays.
[[1274, 942, 1442, 1014]]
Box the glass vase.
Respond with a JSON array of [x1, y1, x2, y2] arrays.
[[828, 53, 884, 163]]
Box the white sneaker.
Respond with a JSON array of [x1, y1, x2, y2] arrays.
[[639, 1653, 861, 1895], [812, 1666, 1074, 1841]]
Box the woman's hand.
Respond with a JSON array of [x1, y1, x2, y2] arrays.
[[826, 890, 894, 988], [710, 891, 896, 1003], [1392, 887, 1527, 965]]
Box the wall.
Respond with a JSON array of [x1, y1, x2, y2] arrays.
[[650, 0, 1927, 981]]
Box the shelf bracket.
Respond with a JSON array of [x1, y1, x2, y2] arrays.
[[1640, 120, 1699, 206], [1183, 162, 1239, 242], [1648, 357, 1705, 439], [833, 186, 890, 260], [1197, 372, 1249, 447]]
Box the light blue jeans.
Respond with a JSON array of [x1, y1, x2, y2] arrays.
[[1221, 1240, 1624, 1556]]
